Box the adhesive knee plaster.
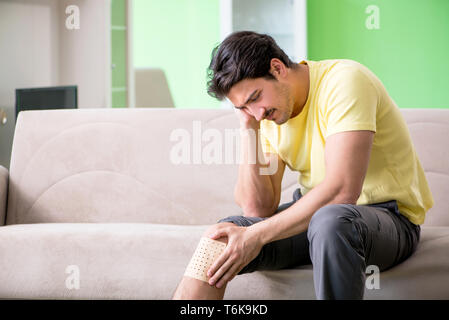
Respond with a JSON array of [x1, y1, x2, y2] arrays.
[[184, 237, 227, 282]]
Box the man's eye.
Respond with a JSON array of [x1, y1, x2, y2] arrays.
[[251, 94, 260, 102]]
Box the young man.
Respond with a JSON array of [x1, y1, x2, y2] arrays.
[[172, 31, 434, 300]]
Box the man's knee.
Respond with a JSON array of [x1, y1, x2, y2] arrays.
[[184, 234, 228, 283], [307, 204, 362, 244], [217, 215, 265, 227]]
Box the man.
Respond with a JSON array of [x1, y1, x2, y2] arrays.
[[172, 31, 434, 300]]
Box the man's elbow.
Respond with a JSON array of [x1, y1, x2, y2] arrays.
[[241, 203, 275, 218], [234, 194, 277, 218], [331, 189, 360, 205], [234, 187, 278, 218]]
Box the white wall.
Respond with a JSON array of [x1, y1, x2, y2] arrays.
[[0, 0, 111, 168], [0, 0, 60, 106], [0, 0, 60, 169]]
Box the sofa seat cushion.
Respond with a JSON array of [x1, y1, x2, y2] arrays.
[[232, 226, 449, 300], [362, 226, 449, 299], [0, 223, 447, 299], [0, 223, 206, 299]]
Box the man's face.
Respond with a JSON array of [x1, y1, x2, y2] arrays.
[[227, 76, 295, 125]]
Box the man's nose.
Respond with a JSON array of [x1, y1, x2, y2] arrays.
[[254, 108, 267, 122]]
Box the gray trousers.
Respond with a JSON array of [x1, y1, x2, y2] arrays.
[[218, 188, 421, 299]]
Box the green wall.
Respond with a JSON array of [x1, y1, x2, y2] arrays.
[[132, 0, 448, 109], [133, 0, 221, 109], [111, 0, 128, 108], [307, 0, 449, 108]]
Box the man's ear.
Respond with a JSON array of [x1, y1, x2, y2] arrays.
[[269, 58, 287, 79]]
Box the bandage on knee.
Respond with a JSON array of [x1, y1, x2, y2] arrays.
[[184, 237, 226, 282]]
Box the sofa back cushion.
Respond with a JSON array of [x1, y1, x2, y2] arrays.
[[400, 109, 449, 226], [5, 108, 448, 226]]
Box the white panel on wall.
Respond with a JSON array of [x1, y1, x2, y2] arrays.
[[233, 0, 295, 60], [218, 0, 307, 109], [59, 0, 111, 108], [221, 0, 307, 62]]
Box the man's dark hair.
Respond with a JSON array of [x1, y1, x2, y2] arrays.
[[206, 31, 297, 101]]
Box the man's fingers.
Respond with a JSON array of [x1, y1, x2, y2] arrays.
[[209, 228, 228, 240], [207, 248, 231, 280], [208, 251, 238, 287], [208, 225, 232, 240], [215, 262, 242, 289]]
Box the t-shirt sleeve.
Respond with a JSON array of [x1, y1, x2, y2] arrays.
[[259, 131, 276, 154], [321, 67, 379, 139]]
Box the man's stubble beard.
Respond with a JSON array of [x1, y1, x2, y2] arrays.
[[276, 89, 295, 125]]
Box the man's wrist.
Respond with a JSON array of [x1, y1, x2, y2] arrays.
[[239, 124, 260, 138], [240, 120, 260, 131], [247, 219, 272, 246]]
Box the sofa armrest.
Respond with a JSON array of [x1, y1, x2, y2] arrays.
[[0, 165, 8, 226]]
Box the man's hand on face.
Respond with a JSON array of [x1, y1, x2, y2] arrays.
[[235, 107, 260, 130]]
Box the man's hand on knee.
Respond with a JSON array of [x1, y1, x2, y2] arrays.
[[184, 236, 227, 283], [206, 224, 263, 289], [202, 222, 235, 243]]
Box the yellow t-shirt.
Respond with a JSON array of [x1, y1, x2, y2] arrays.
[[260, 59, 434, 225]]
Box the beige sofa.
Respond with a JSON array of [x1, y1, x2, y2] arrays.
[[0, 108, 448, 299]]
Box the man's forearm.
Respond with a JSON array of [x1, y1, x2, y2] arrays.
[[234, 127, 275, 217], [249, 181, 343, 244]]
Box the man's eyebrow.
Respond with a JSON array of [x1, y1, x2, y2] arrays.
[[235, 90, 258, 109]]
